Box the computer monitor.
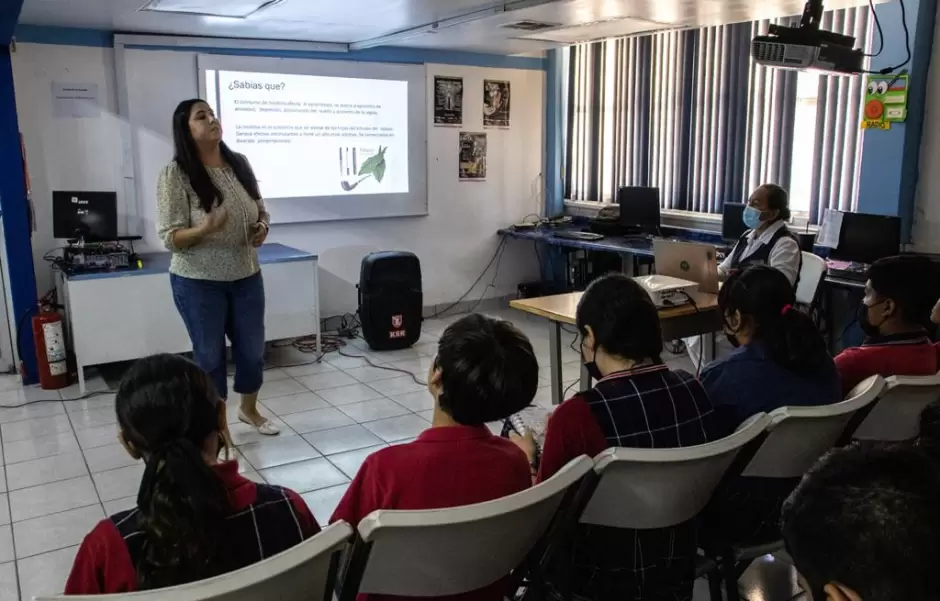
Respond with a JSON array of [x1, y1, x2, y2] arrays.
[[52, 191, 118, 240], [617, 186, 661, 232], [830, 211, 902, 265], [722, 202, 748, 242]]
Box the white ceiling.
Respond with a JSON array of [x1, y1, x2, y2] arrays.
[[18, 0, 879, 54]]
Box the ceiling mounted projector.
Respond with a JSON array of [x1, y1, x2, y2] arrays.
[[752, 0, 864, 74]]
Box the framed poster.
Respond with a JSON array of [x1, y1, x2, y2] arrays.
[[459, 132, 487, 181], [483, 80, 510, 128], [433, 76, 463, 125]]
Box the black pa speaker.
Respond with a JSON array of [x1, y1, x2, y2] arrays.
[[358, 251, 423, 351]]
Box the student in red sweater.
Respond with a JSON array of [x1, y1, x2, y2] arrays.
[[65, 354, 319, 594], [835, 256, 940, 395], [511, 273, 723, 601], [331, 313, 536, 601]]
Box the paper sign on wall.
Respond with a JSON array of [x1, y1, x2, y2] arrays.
[[861, 73, 908, 129], [51, 82, 100, 118], [817, 209, 844, 249]]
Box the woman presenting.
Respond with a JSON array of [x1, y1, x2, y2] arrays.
[[156, 98, 278, 435]]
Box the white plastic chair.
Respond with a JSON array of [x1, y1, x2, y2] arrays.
[[712, 375, 885, 601], [38, 521, 354, 601], [578, 412, 772, 530], [572, 414, 771, 601], [849, 371, 940, 442], [742, 376, 885, 479], [341, 455, 595, 599], [795, 251, 827, 306]]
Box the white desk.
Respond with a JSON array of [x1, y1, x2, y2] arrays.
[[58, 243, 320, 394]]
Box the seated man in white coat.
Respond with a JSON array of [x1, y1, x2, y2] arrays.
[[686, 184, 802, 369]]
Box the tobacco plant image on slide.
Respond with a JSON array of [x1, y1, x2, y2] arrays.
[[342, 146, 388, 191]]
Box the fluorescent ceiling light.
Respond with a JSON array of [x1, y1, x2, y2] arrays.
[[139, 0, 283, 19]]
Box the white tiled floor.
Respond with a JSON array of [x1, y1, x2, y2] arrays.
[[0, 309, 719, 600]]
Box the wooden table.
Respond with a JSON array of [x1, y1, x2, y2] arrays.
[[511, 291, 721, 405]]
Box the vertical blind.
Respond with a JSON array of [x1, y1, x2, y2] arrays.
[[688, 23, 752, 213], [743, 18, 799, 196], [809, 6, 871, 223], [564, 8, 871, 219]]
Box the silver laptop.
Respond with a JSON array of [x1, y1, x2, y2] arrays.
[[652, 239, 719, 294]]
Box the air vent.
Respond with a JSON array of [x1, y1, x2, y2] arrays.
[[501, 20, 561, 32]]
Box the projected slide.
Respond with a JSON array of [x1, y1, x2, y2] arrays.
[[205, 69, 409, 199]]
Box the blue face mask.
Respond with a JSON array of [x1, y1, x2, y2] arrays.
[[742, 205, 764, 230]]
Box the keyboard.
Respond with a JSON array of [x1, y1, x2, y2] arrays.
[[827, 260, 870, 283], [828, 268, 868, 283], [552, 231, 605, 241]]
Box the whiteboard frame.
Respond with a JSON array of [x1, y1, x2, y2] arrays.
[[197, 54, 428, 224]]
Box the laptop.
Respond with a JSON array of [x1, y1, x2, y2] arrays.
[[652, 239, 720, 294]]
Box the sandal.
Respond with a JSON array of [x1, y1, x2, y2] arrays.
[[238, 410, 280, 436]]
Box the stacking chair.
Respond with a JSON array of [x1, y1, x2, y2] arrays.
[[846, 372, 940, 442], [573, 413, 773, 601], [795, 252, 827, 307], [338, 455, 595, 601], [39, 521, 354, 601], [706, 376, 884, 601]]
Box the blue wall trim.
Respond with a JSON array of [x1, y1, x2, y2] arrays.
[[544, 48, 564, 217], [14, 24, 113, 48], [13, 25, 546, 70], [0, 46, 39, 382], [0, 0, 25, 45]]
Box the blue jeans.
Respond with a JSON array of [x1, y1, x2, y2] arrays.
[[170, 271, 265, 399]]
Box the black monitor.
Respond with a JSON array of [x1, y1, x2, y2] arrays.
[[53, 191, 118, 240], [830, 211, 902, 265], [722, 202, 748, 242], [617, 186, 661, 232]]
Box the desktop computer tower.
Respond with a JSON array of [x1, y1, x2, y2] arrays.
[[359, 251, 423, 351]]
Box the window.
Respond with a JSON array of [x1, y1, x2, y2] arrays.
[[564, 7, 871, 225], [788, 71, 822, 217]]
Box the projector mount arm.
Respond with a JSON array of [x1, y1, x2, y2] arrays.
[[799, 0, 825, 30]]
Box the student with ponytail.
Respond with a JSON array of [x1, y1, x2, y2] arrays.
[[65, 354, 319, 594], [700, 265, 840, 545], [701, 264, 840, 433]]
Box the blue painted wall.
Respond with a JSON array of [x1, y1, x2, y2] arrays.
[[0, 0, 39, 381], [0, 0, 24, 45], [0, 45, 39, 382], [544, 48, 565, 217], [857, 0, 937, 240]]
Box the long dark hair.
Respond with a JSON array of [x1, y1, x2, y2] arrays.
[[576, 273, 663, 363], [171, 99, 261, 214], [116, 353, 229, 590], [720, 265, 828, 376]]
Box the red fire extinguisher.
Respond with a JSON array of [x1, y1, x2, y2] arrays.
[[32, 306, 69, 390]]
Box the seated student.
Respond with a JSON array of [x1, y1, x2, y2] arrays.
[[687, 183, 802, 367], [511, 273, 723, 601], [718, 183, 802, 285], [331, 313, 536, 601], [834, 255, 939, 395], [698, 267, 840, 545], [702, 265, 840, 431], [781, 445, 940, 601], [65, 354, 319, 594]]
